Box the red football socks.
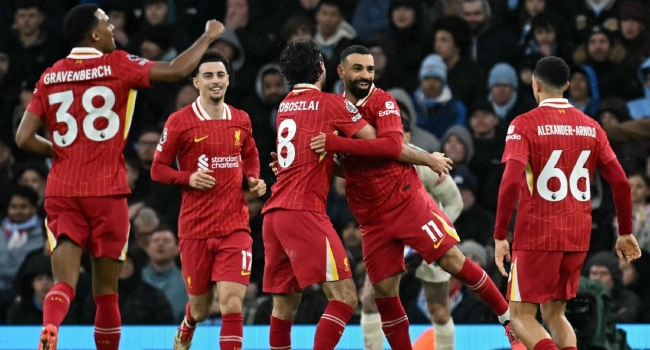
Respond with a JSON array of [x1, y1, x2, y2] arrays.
[[313, 300, 354, 350], [42, 282, 75, 327], [455, 259, 509, 316], [220, 313, 243, 350], [269, 316, 292, 350], [94, 294, 121, 350], [185, 302, 197, 327], [534, 338, 559, 350], [375, 296, 413, 350]]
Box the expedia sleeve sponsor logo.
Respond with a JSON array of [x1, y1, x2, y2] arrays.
[[505, 134, 521, 141], [378, 109, 400, 117]]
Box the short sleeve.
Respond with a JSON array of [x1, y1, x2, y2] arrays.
[[501, 118, 530, 165], [26, 78, 47, 119], [154, 115, 184, 165], [110, 50, 156, 89], [328, 95, 368, 137], [596, 124, 617, 165], [374, 94, 403, 137]]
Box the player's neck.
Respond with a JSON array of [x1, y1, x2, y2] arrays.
[[537, 93, 564, 105], [199, 96, 226, 120], [345, 89, 360, 105]]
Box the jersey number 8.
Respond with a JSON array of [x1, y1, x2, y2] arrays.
[[537, 150, 591, 202], [48, 86, 120, 147], [277, 119, 297, 168]]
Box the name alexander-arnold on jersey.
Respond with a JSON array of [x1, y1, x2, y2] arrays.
[[537, 124, 596, 137], [43, 65, 112, 85]]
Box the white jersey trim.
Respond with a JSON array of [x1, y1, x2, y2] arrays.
[[539, 98, 573, 109], [191, 97, 231, 121], [67, 47, 103, 59]]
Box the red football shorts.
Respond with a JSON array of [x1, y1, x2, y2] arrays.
[[362, 187, 459, 285], [262, 209, 352, 294], [507, 250, 588, 303], [44, 196, 129, 260], [179, 230, 253, 295]]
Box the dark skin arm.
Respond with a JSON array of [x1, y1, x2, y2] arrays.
[[15, 111, 54, 157]]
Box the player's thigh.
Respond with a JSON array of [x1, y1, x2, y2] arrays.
[[179, 238, 214, 296], [90, 256, 124, 295], [554, 251, 588, 301], [361, 222, 405, 286], [83, 196, 130, 261], [262, 211, 300, 294], [508, 250, 564, 304], [272, 210, 352, 289], [212, 230, 253, 286], [44, 197, 91, 252]]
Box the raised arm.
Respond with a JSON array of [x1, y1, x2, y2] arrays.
[[149, 20, 225, 82]]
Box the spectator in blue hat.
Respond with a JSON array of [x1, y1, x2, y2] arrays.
[[487, 62, 536, 124], [412, 54, 467, 139]]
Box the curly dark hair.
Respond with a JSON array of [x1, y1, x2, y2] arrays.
[[280, 39, 323, 87], [533, 56, 570, 89]]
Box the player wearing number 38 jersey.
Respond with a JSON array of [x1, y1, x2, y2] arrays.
[[494, 57, 641, 350], [15, 4, 226, 350]]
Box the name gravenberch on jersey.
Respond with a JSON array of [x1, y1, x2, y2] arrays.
[[43, 65, 112, 85]]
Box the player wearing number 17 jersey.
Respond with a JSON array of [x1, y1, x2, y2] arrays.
[[15, 4, 225, 350], [494, 57, 641, 350]]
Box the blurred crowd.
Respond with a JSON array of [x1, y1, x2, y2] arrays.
[[2, 0, 650, 327]]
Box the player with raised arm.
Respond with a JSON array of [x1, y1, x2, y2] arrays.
[[493, 56, 642, 350], [310, 45, 523, 350], [262, 39, 452, 350], [151, 51, 265, 350], [360, 112, 463, 350], [14, 4, 224, 349]]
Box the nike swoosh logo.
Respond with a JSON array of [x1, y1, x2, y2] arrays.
[[434, 236, 445, 249], [194, 135, 209, 142], [241, 271, 251, 276]]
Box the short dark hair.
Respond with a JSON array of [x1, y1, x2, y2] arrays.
[[192, 50, 231, 78], [281, 14, 315, 42], [280, 39, 323, 87], [63, 4, 99, 46], [340, 45, 370, 63], [318, 0, 345, 12], [8, 185, 39, 207], [14, 0, 43, 12], [533, 56, 570, 89]]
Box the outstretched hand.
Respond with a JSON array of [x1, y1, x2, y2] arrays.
[[616, 234, 642, 263], [427, 152, 453, 176]]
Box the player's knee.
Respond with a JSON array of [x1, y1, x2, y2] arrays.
[[428, 303, 451, 324], [436, 247, 465, 276], [219, 293, 244, 315], [190, 305, 211, 322], [540, 304, 565, 323]]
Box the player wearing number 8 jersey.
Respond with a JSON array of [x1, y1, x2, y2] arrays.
[[151, 51, 266, 350], [15, 4, 226, 350], [494, 56, 642, 350]]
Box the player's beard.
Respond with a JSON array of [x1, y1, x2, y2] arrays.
[[209, 94, 224, 103], [347, 78, 373, 99]]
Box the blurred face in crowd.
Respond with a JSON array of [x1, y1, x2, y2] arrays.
[[462, 0, 485, 33], [569, 72, 589, 102], [619, 259, 638, 287], [226, 0, 249, 30], [368, 46, 387, 74], [19, 170, 45, 197], [107, 9, 126, 30], [175, 84, 200, 111], [588, 33, 610, 62], [469, 109, 499, 138], [421, 77, 444, 98], [342, 222, 362, 248], [620, 19, 644, 41], [435, 30, 459, 61], [534, 27, 556, 46], [140, 40, 164, 61], [490, 85, 515, 105], [145, 1, 168, 26], [598, 111, 620, 128], [589, 265, 614, 291], [339, 53, 374, 100], [443, 135, 466, 164], [460, 188, 475, 211], [15, 7, 43, 36], [316, 4, 343, 38], [288, 26, 313, 44], [32, 274, 53, 301], [629, 174, 650, 205], [301, 0, 321, 9], [147, 230, 178, 264], [137, 131, 161, 164], [8, 195, 36, 223], [262, 72, 286, 106], [194, 61, 229, 103], [391, 6, 416, 29], [525, 0, 545, 18], [213, 41, 236, 62]]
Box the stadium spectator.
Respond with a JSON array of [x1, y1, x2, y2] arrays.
[[351, 0, 390, 41], [567, 65, 600, 118], [617, 1, 650, 67], [487, 62, 536, 124], [619, 251, 650, 322], [441, 125, 474, 171], [389, 87, 441, 152], [627, 58, 650, 120], [6, 253, 52, 324]]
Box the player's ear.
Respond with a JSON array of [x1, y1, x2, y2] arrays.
[[90, 29, 101, 43], [337, 64, 344, 80], [563, 81, 570, 92], [192, 76, 200, 90]]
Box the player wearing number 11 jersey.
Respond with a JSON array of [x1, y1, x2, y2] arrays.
[[15, 4, 225, 350], [494, 56, 641, 350]]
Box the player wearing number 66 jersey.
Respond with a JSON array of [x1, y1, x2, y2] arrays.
[[151, 51, 265, 350], [494, 56, 642, 350], [15, 4, 226, 350]]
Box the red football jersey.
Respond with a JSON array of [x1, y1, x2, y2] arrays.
[[262, 84, 367, 214], [26, 48, 155, 197], [154, 99, 260, 239], [502, 98, 617, 251], [339, 85, 422, 224]]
